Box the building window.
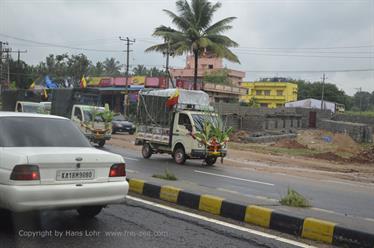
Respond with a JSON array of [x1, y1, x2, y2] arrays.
[[277, 90, 283, 96], [260, 103, 268, 108], [264, 90, 271, 96], [208, 64, 214, 69], [256, 90, 262, 95]]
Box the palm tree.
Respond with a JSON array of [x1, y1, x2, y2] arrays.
[[103, 58, 122, 76], [146, 0, 239, 90]]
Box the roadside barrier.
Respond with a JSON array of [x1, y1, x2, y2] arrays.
[[127, 178, 374, 248]]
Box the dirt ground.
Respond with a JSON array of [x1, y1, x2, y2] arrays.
[[108, 132, 374, 184]]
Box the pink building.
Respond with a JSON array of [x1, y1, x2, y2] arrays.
[[170, 53, 247, 102]]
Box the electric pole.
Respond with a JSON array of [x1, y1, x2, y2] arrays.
[[355, 87, 362, 113], [320, 73, 327, 110], [0, 41, 9, 92], [163, 40, 175, 88], [15, 50, 27, 87], [119, 36, 135, 118]]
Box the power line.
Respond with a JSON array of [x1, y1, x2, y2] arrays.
[[242, 68, 374, 73], [0, 33, 123, 53], [234, 51, 374, 59]]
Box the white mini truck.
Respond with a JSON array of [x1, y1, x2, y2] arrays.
[[0, 112, 128, 218], [135, 89, 227, 166]]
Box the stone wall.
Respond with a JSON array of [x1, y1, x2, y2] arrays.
[[318, 119, 373, 143], [215, 103, 330, 132], [333, 114, 374, 129]]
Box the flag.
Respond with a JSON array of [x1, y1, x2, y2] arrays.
[[29, 81, 35, 89], [80, 76, 87, 88], [41, 89, 48, 100], [45, 75, 58, 89], [165, 89, 180, 108]]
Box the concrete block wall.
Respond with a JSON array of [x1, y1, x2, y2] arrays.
[[318, 119, 373, 143], [333, 114, 374, 129]]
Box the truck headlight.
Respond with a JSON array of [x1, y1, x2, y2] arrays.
[[198, 142, 204, 148], [221, 144, 226, 149]]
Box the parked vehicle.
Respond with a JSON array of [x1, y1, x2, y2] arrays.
[[51, 89, 112, 147], [15, 101, 42, 113], [112, 114, 136, 134], [135, 89, 228, 166], [0, 112, 128, 217]]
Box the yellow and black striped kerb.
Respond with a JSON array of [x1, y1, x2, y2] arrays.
[[127, 178, 374, 248]]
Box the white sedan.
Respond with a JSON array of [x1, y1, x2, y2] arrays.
[[0, 112, 128, 218]]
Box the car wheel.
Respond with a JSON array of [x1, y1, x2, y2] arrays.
[[173, 147, 186, 165], [205, 157, 217, 166], [142, 143, 152, 159], [77, 206, 103, 218], [98, 140, 106, 147]]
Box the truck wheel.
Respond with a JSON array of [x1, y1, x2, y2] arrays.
[[205, 157, 217, 166], [142, 143, 152, 159], [173, 147, 186, 165], [98, 140, 106, 147]]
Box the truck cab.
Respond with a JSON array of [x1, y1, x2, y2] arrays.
[[71, 105, 112, 147], [171, 110, 227, 165]]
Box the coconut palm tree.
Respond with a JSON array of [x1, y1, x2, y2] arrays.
[[146, 0, 239, 90]]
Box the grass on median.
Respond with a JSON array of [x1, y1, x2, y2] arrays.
[[152, 169, 178, 181], [280, 187, 311, 208]]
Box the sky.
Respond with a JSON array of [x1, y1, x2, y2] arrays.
[[0, 0, 373, 95]]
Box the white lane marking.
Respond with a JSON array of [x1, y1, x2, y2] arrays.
[[123, 156, 139, 161], [194, 170, 274, 186], [126, 195, 315, 248]]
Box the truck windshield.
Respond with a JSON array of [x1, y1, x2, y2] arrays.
[[83, 110, 105, 122], [191, 114, 219, 132], [0, 117, 91, 147], [23, 105, 41, 113]]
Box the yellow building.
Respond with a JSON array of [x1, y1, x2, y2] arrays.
[[241, 81, 298, 108]]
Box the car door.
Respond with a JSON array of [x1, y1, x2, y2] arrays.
[[173, 113, 194, 154]]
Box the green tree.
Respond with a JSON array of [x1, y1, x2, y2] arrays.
[[67, 53, 91, 84], [103, 58, 122, 76], [352, 91, 372, 111], [203, 68, 229, 85], [132, 64, 148, 75], [146, 0, 240, 89]]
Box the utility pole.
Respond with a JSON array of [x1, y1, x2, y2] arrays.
[[320, 73, 327, 110], [15, 50, 27, 87], [355, 87, 362, 113], [163, 40, 175, 88], [119, 36, 135, 118], [0, 41, 9, 92]]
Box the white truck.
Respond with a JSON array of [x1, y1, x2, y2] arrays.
[[135, 89, 228, 166], [51, 89, 112, 147]]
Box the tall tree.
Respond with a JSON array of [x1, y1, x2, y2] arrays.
[[132, 65, 148, 76], [146, 0, 239, 89], [103, 58, 121, 76]]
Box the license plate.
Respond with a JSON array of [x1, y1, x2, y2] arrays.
[[56, 170, 95, 181]]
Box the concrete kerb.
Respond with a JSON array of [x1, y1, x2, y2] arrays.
[[126, 178, 374, 248]]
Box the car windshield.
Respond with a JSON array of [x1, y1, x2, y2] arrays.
[[83, 109, 105, 122], [191, 114, 219, 132], [0, 117, 91, 147]]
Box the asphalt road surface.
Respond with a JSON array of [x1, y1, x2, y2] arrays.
[[0, 196, 313, 248], [103, 144, 374, 232]]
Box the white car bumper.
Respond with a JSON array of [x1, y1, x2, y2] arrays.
[[0, 181, 129, 212]]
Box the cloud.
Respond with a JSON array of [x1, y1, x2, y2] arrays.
[[0, 0, 373, 95]]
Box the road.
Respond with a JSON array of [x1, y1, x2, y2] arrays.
[[103, 144, 374, 232], [0, 196, 314, 248]]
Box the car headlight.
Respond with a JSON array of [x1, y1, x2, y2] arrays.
[[221, 144, 226, 149]]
